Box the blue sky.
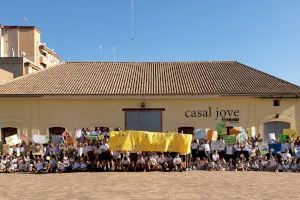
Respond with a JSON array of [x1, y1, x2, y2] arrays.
[[1, 0, 300, 85]]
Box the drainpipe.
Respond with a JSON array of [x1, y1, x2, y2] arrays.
[[0, 25, 2, 57]]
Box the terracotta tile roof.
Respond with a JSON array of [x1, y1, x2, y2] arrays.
[[0, 61, 299, 97]]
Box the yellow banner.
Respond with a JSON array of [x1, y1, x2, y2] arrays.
[[109, 131, 192, 155]]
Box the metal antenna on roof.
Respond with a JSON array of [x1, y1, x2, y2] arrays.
[[112, 46, 117, 62], [99, 45, 103, 60], [205, 40, 212, 60], [131, 0, 135, 61], [23, 17, 28, 24]]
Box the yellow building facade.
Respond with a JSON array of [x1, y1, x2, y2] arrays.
[[0, 96, 299, 140]]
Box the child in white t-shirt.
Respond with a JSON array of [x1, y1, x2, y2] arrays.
[[173, 154, 183, 172], [212, 151, 220, 161]]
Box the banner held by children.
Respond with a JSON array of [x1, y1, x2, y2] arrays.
[[109, 131, 192, 155]]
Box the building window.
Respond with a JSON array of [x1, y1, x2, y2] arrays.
[[273, 100, 280, 107], [41, 63, 47, 68], [178, 127, 194, 134], [49, 127, 65, 135]]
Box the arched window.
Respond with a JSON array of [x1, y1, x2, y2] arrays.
[[49, 127, 65, 144], [264, 121, 290, 140], [1, 127, 18, 143], [178, 126, 194, 134]]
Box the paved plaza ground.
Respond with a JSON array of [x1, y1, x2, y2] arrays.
[[0, 171, 299, 200]]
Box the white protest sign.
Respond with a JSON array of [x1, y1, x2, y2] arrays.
[[5, 134, 20, 146], [32, 135, 49, 144], [268, 133, 276, 141], [210, 140, 226, 151], [251, 127, 256, 137]]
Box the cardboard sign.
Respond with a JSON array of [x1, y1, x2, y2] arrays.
[[283, 129, 298, 139], [269, 144, 282, 154], [268, 133, 276, 141], [193, 129, 207, 139], [2, 144, 9, 154], [229, 127, 242, 135], [5, 134, 20, 146], [66, 136, 76, 146], [211, 140, 226, 151], [33, 135, 49, 144], [223, 135, 236, 145], [279, 134, 289, 143], [206, 130, 218, 141], [216, 122, 226, 136], [258, 143, 269, 155]]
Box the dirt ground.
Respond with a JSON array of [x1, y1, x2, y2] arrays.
[[0, 171, 299, 200]]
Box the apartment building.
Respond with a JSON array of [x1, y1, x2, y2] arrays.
[[0, 25, 60, 80]]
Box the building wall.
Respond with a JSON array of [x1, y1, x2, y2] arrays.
[[0, 96, 299, 139], [2, 29, 19, 57], [0, 69, 13, 84], [19, 29, 35, 63], [0, 57, 24, 78], [34, 30, 41, 66], [39, 49, 60, 68]]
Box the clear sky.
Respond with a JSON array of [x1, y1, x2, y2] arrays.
[[1, 0, 300, 85]]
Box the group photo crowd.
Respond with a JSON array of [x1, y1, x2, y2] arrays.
[[1, 127, 300, 174]]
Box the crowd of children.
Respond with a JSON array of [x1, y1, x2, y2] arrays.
[[0, 128, 300, 173]]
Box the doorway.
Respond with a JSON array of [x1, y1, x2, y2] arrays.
[[1, 127, 18, 143], [264, 121, 290, 140]]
